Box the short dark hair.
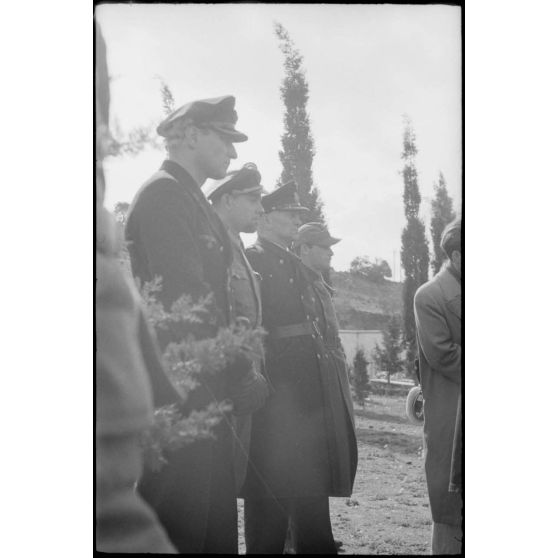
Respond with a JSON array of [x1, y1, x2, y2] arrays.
[[441, 218, 462, 259]]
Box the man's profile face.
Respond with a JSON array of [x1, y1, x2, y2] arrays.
[[302, 243, 334, 272], [227, 192, 264, 234], [267, 210, 303, 243], [195, 128, 237, 180]]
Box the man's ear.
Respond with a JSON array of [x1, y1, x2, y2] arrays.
[[222, 193, 234, 210], [183, 124, 198, 148]]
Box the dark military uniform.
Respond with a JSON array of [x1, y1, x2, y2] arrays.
[[125, 159, 240, 553], [241, 237, 357, 554], [228, 231, 267, 491]]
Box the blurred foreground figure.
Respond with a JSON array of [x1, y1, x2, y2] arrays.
[[95, 22, 176, 553], [241, 187, 357, 554], [414, 218, 462, 554], [125, 95, 249, 553], [204, 163, 270, 492]]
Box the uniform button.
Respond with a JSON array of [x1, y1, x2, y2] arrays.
[[317, 354, 321, 359], [279, 259, 284, 264], [220, 246, 224, 252], [306, 315, 310, 320], [289, 278, 294, 284]]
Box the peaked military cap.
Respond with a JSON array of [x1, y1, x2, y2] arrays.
[[294, 222, 341, 247], [156, 95, 248, 142], [261, 180, 309, 213], [203, 162, 263, 202]]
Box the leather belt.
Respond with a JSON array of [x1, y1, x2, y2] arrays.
[[271, 321, 314, 340]]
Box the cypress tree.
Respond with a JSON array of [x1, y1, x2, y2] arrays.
[[372, 314, 405, 385], [400, 117, 430, 374], [274, 22, 324, 224]]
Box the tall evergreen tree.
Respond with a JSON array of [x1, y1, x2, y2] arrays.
[[400, 117, 430, 374], [430, 172, 456, 275], [274, 22, 324, 224], [372, 314, 405, 385], [351, 348, 370, 408]]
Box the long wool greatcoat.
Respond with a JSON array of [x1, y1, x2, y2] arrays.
[[414, 264, 462, 525], [240, 238, 357, 500], [125, 160, 238, 553]]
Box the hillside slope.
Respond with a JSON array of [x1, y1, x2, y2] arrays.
[[331, 270, 402, 330]]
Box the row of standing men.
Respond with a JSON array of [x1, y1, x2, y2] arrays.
[[97, 92, 358, 554]]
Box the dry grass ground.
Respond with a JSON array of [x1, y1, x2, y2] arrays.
[[237, 394, 431, 554]]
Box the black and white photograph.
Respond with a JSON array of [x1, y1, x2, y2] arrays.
[[10, 1, 558, 556], [95, 2, 462, 554]]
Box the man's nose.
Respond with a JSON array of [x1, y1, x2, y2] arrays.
[[228, 143, 237, 159]]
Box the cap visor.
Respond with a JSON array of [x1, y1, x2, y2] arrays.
[[327, 237, 341, 246], [231, 185, 263, 196], [211, 125, 248, 142], [279, 205, 310, 212]]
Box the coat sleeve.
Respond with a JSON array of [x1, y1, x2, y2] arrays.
[[132, 180, 218, 338], [414, 286, 461, 382]]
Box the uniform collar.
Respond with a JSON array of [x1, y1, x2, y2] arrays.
[[300, 262, 335, 295], [161, 159, 204, 201], [257, 235, 295, 257]]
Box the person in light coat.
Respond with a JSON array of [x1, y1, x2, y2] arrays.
[[414, 218, 462, 554]]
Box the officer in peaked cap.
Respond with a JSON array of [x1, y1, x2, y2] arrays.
[[157, 95, 248, 143], [261, 180, 309, 213], [203, 162, 263, 203], [241, 186, 357, 554], [125, 95, 251, 553], [204, 163, 270, 494]]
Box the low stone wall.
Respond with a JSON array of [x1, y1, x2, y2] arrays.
[[369, 379, 415, 397]]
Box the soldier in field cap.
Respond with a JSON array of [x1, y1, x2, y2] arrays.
[[241, 186, 357, 554], [125, 96, 251, 553]]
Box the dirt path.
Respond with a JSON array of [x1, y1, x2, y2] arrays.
[[237, 394, 431, 554]]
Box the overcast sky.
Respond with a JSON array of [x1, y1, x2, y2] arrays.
[[97, 3, 461, 274]]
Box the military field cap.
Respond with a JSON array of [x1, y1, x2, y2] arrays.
[[261, 180, 309, 214], [203, 162, 263, 202], [294, 222, 341, 247], [156, 95, 248, 142]]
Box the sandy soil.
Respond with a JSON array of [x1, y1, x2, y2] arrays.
[[237, 394, 431, 554]]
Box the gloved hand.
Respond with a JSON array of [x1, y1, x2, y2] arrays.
[[228, 366, 269, 416]]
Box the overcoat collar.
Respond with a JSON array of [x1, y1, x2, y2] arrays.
[[161, 159, 231, 257], [300, 263, 335, 296], [256, 236, 300, 263], [437, 264, 462, 321], [161, 159, 202, 201]]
